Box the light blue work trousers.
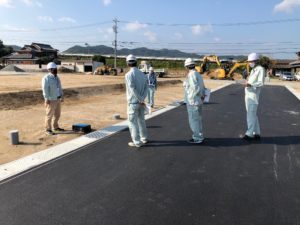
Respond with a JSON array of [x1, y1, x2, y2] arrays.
[[187, 104, 204, 141], [147, 86, 155, 107], [245, 102, 260, 137], [127, 103, 148, 145]]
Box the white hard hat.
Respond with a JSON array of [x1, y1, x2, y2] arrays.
[[126, 54, 136, 62], [149, 67, 154, 71], [247, 53, 259, 61], [184, 58, 195, 67], [47, 62, 57, 69]]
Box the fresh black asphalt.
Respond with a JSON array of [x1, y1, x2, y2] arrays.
[[0, 84, 300, 225]]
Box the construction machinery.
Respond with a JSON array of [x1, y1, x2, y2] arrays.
[[195, 55, 249, 80], [138, 61, 167, 77], [94, 65, 117, 75], [226, 61, 249, 79]]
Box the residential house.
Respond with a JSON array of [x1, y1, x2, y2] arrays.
[[270, 59, 293, 76], [290, 52, 300, 74], [2, 43, 58, 65]]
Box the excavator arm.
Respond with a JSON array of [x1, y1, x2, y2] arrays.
[[226, 62, 249, 79]]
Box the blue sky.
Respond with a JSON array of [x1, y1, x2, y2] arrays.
[[1, 0, 300, 59]]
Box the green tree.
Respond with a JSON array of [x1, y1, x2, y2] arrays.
[[0, 40, 13, 58], [92, 55, 106, 64], [259, 56, 272, 69]]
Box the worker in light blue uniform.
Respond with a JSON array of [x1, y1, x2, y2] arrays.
[[147, 67, 157, 108], [243, 52, 266, 141], [184, 58, 206, 144], [42, 62, 64, 135], [125, 54, 149, 148]]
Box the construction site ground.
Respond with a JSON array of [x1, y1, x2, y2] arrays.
[[0, 72, 299, 165]]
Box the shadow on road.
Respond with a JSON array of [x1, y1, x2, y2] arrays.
[[144, 136, 300, 148]]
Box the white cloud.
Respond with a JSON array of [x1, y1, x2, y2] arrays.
[[21, 0, 42, 7], [214, 37, 221, 42], [191, 24, 213, 35], [124, 21, 148, 31], [102, 0, 111, 6], [58, 17, 77, 23], [106, 27, 114, 34], [96, 27, 114, 40], [144, 31, 157, 42], [0, 0, 13, 8], [37, 16, 53, 22], [274, 0, 300, 13], [97, 27, 113, 34], [174, 32, 183, 40], [2, 25, 29, 32], [21, 0, 33, 5]]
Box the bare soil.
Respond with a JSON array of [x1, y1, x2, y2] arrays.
[[0, 72, 299, 165]]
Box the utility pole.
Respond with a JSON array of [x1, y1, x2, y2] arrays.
[[113, 18, 118, 69]]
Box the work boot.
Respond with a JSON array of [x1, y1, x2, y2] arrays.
[[141, 139, 148, 144], [242, 135, 255, 141], [45, 130, 55, 135], [254, 134, 261, 140], [187, 139, 204, 144], [53, 127, 65, 132], [128, 142, 143, 148]]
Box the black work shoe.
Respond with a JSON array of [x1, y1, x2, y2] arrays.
[[254, 134, 261, 140], [53, 127, 65, 132], [188, 139, 204, 144], [242, 135, 254, 141], [45, 130, 55, 135]]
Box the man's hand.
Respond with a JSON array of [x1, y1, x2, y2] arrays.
[[244, 83, 252, 87], [60, 97, 64, 102]]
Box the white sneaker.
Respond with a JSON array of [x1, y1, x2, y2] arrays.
[[141, 139, 148, 144], [128, 142, 143, 147]]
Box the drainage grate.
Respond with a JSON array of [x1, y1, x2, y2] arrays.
[[85, 125, 128, 140]]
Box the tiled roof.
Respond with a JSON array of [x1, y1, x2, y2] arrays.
[[3, 53, 39, 60], [290, 60, 300, 65], [32, 43, 57, 51], [290, 60, 300, 68]]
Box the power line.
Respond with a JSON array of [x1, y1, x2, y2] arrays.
[[119, 18, 300, 27]]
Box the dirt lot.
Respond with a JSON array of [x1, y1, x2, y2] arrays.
[[0, 72, 299, 165]]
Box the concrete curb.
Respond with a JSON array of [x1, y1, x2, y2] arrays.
[[285, 85, 300, 100], [0, 83, 232, 183]]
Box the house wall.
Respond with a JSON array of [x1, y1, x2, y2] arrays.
[[61, 61, 103, 73], [292, 68, 300, 74], [6, 60, 35, 65]]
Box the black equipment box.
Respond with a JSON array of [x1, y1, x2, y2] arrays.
[[72, 123, 92, 133]]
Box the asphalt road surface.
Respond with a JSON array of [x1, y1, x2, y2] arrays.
[[0, 84, 300, 225]]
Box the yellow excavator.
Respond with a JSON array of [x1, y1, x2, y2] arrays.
[[195, 55, 249, 80], [226, 61, 249, 79]]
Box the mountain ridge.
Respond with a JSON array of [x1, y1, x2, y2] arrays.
[[63, 45, 202, 58]]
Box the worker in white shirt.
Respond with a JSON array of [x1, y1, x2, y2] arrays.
[[42, 62, 64, 135], [184, 58, 206, 144], [243, 53, 266, 141], [125, 54, 149, 148]]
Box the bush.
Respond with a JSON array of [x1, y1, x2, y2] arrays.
[[92, 55, 106, 64]]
